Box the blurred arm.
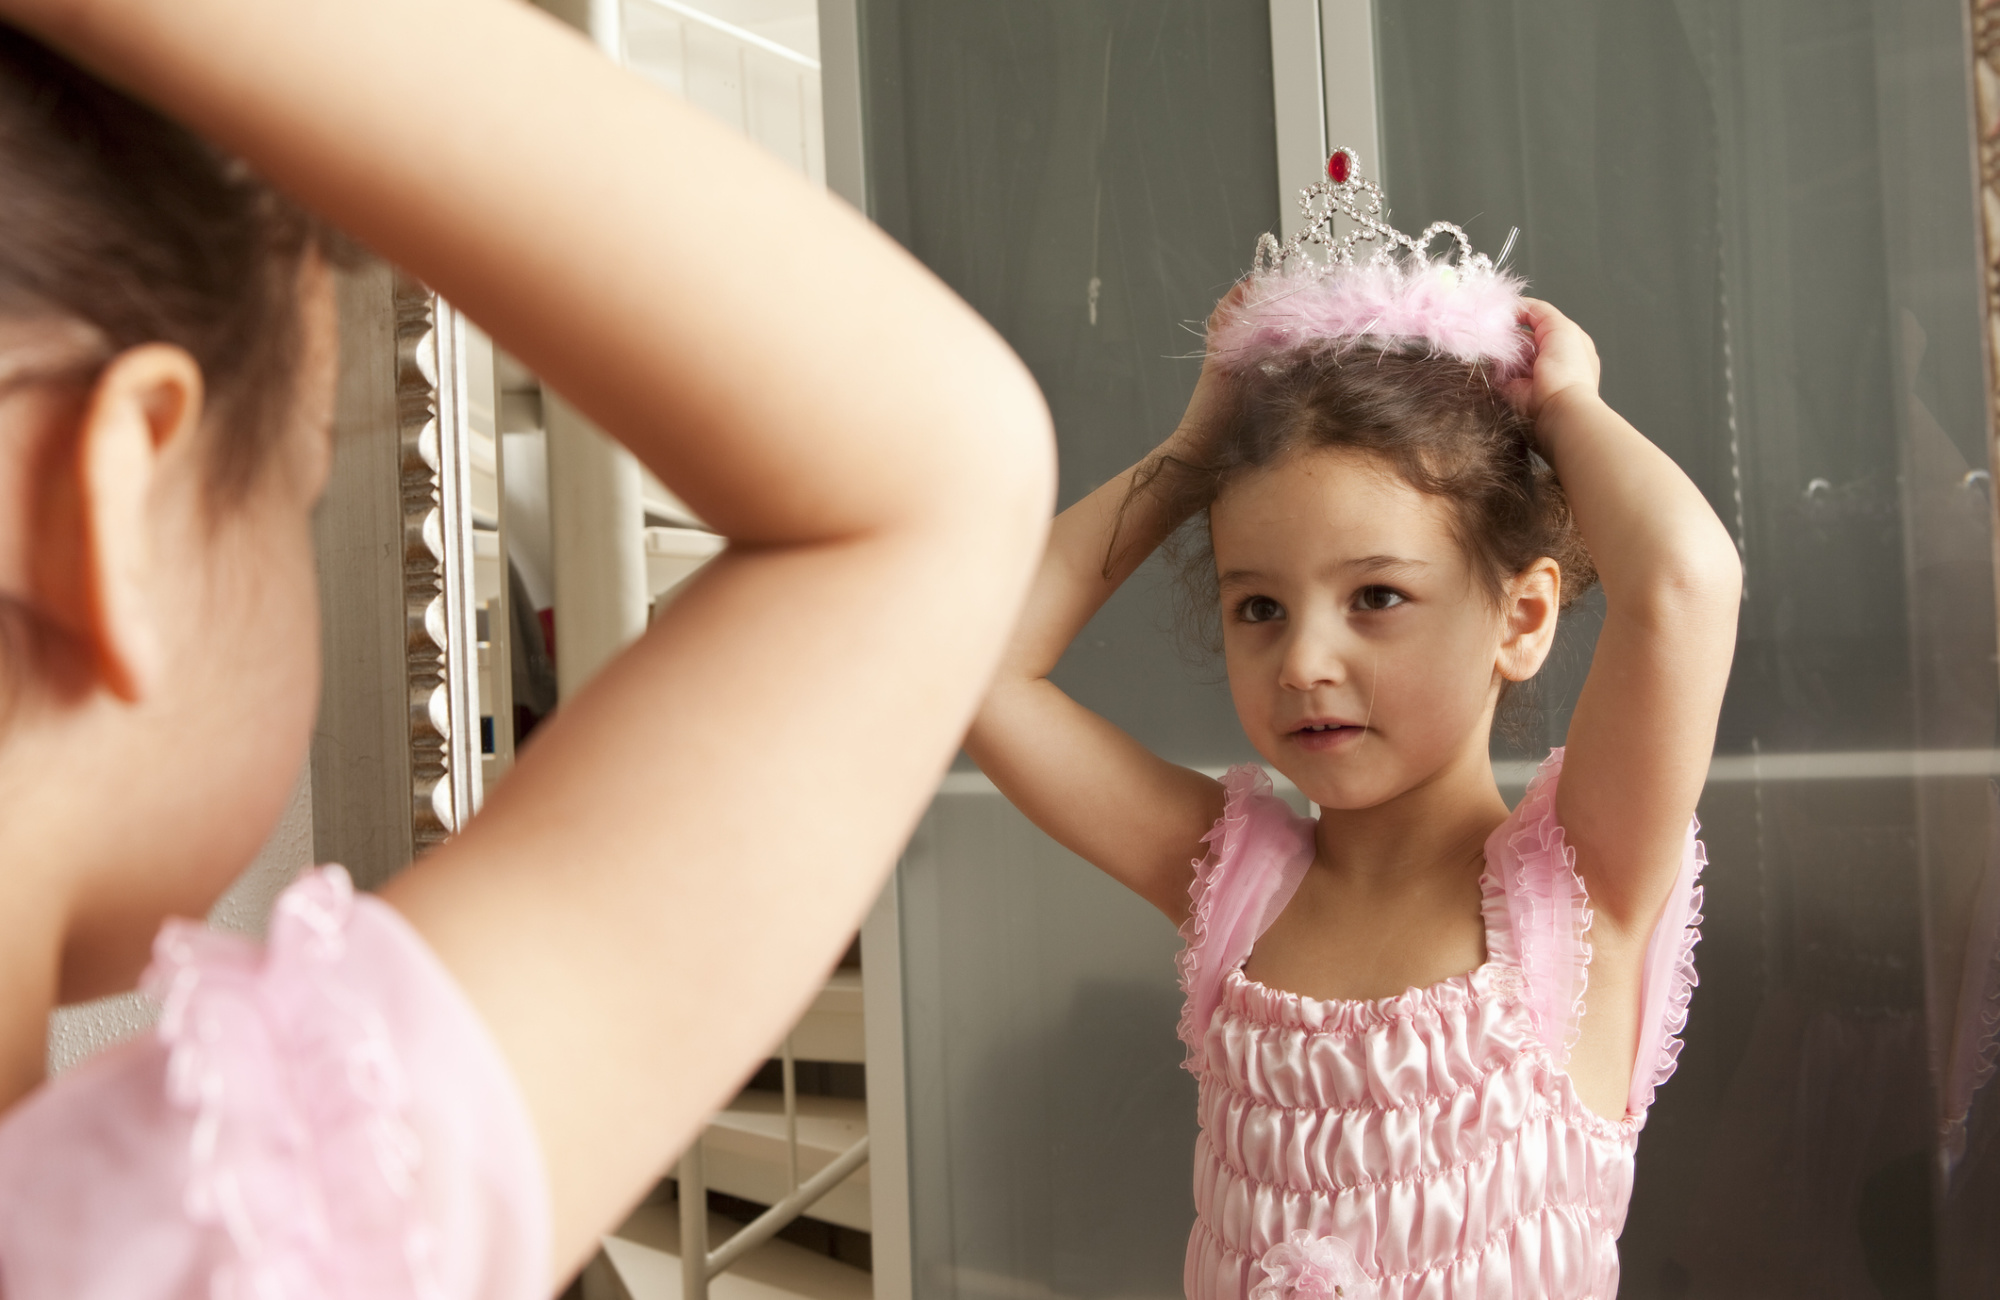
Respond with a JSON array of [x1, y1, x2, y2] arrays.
[[18, 0, 1055, 1274]]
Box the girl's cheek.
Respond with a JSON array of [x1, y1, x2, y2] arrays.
[[1223, 648, 1278, 735]]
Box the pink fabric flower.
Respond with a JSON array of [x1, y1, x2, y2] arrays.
[[1248, 1230, 1373, 1300]]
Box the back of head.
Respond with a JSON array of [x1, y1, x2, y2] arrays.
[[0, 24, 326, 499]]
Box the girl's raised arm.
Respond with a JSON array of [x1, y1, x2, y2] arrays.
[[1506, 300, 1739, 942], [13, 0, 1053, 1276], [964, 348, 1241, 925]]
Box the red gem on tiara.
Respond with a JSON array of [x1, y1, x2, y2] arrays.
[[1327, 152, 1351, 183]]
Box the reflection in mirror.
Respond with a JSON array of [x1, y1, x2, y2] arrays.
[[467, 333, 513, 782], [852, 1, 2000, 1297], [469, 324, 733, 788]]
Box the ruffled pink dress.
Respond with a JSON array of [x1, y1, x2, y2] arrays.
[[0, 866, 549, 1300], [1179, 750, 1704, 1300]]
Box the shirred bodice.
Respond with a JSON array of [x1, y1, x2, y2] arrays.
[[1178, 751, 1704, 1300]]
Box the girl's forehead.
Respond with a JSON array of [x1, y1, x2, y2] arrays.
[[1210, 447, 1464, 571]]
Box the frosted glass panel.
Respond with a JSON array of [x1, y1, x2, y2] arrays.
[[1376, 0, 1994, 1293]]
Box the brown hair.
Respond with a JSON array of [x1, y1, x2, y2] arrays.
[[1129, 344, 1596, 658], [0, 25, 339, 499]]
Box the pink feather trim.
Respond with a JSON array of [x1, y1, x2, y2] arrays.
[[1208, 262, 1532, 378]]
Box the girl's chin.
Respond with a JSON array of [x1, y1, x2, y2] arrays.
[[1270, 738, 1453, 810]]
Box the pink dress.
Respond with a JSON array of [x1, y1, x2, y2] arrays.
[[1179, 750, 1704, 1300], [0, 866, 549, 1300]]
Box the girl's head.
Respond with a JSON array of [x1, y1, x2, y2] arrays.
[[1134, 150, 1598, 810], [0, 28, 332, 498], [1145, 343, 1595, 811], [0, 28, 340, 996]]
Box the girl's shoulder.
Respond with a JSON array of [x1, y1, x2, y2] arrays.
[[1483, 747, 1707, 1117], [1175, 764, 1317, 1072], [0, 867, 549, 1300]]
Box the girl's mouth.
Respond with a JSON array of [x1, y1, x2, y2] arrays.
[[1290, 722, 1364, 752]]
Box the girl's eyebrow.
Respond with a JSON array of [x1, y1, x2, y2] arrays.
[[1345, 554, 1430, 575], [1216, 555, 1429, 589]]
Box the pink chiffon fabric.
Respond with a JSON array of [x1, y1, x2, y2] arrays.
[[0, 866, 550, 1300], [1179, 750, 1704, 1300]]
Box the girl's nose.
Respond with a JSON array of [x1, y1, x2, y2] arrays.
[[1276, 625, 1347, 692]]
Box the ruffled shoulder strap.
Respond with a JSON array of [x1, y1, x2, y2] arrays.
[[1482, 748, 1706, 1117], [1630, 804, 1707, 1115], [1176, 765, 1317, 1074], [0, 866, 550, 1300]]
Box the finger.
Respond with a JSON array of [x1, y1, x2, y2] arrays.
[[1515, 302, 1554, 346], [1519, 298, 1575, 343]]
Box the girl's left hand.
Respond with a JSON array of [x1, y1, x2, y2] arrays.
[[1503, 298, 1602, 422]]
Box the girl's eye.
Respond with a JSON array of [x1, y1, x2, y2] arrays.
[[1354, 585, 1407, 612], [1238, 595, 1285, 624]]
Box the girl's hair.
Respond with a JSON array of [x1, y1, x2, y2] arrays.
[[0, 26, 338, 499], [1126, 344, 1596, 655]]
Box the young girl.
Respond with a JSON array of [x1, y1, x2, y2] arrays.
[[0, 0, 1052, 1294], [967, 152, 1739, 1299]]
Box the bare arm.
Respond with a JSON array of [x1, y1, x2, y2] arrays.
[[963, 336, 1246, 923], [1506, 300, 1740, 939], [16, 0, 1053, 1276]]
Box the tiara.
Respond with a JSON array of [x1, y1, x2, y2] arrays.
[[1209, 148, 1531, 376]]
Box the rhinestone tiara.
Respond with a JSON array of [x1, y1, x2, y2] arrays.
[[1254, 146, 1501, 276], [1209, 148, 1531, 376]]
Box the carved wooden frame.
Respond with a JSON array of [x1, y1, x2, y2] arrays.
[[1970, 7, 2000, 742], [1977, 5, 2000, 485], [393, 275, 483, 847]]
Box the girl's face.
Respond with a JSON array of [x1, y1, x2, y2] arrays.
[[1210, 445, 1522, 812]]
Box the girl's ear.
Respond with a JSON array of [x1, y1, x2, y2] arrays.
[[33, 344, 206, 703], [1496, 556, 1561, 683]]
